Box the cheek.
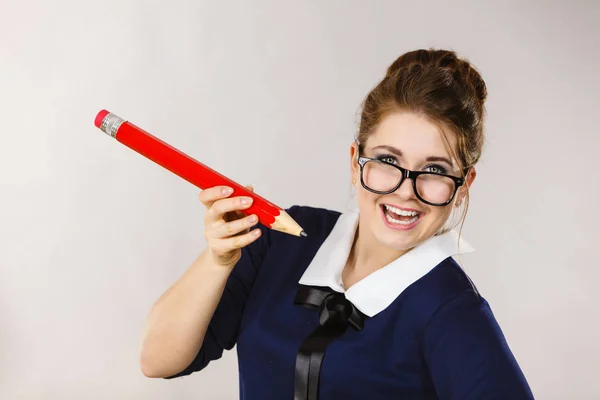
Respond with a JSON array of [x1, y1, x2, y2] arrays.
[[357, 188, 381, 210], [424, 205, 453, 229]]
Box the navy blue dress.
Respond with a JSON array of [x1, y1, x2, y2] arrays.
[[166, 205, 534, 399]]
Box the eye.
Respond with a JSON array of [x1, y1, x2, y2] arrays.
[[376, 155, 397, 165], [425, 164, 449, 175]]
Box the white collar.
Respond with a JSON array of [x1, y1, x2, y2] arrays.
[[298, 211, 475, 317]]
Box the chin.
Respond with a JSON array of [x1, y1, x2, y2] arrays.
[[374, 227, 418, 251], [369, 220, 417, 252]]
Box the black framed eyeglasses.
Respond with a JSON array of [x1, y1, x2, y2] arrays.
[[357, 156, 465, 206]]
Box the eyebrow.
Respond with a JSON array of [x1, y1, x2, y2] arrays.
[[370, 145, 454, 167]]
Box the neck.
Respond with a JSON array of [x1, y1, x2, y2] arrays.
[[346, 221, 410, 278]]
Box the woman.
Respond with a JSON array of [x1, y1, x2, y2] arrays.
[[139, 49, 534, 399]]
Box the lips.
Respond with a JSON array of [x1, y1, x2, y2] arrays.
[[380, 203, 423, 230]]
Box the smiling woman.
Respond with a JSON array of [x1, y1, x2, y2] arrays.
[[140, 49, 534, 399]]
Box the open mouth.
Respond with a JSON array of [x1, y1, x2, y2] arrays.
[[381, 204, 422, 228]]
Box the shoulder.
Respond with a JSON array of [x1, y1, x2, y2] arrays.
[[285, 204, 342, 226], [413, 259, 510, 350], [257, 205, 344, 265], [276, 204, 342, 241], [400, 257, 483, 330], [419, 257, 479, 305], [421, 260, 494, 331]]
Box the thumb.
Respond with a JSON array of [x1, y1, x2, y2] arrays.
[[245, 184, 254, 193]]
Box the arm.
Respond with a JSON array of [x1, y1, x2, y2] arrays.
[[139, 186, 271, 378], [139, 249, 236, 378], [140, 221, 270, 378], [423, 293, 535, 399]]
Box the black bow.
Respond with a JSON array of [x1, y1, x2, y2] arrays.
[[293, 285, 366, 400]]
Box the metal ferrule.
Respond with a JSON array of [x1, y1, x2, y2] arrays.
[[100, 112, 125, 138]]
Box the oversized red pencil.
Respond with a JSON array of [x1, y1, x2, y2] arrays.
[[94, 109, 306, 237]]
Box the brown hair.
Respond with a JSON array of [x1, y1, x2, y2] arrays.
[[355, 48, 487, 239]]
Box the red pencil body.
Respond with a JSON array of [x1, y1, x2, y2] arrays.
[[95, 110, 280, 227]]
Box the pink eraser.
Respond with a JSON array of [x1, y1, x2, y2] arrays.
[[94, 109, 110, 128]]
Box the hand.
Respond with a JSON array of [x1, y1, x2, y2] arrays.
[[199, 185, 261, 269]]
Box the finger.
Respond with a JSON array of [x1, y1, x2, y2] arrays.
[[199, 186, 234, 207], [206, 195, 254, 225], [226, 209, 247, 223], [224, 185, 254, 222], [208, 214, 258, 240], [199, 184, 254, 207], [225, 185, 254, 222], [209, 228, 262, 255]]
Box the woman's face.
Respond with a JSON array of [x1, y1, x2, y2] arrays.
[[350, 112, 475, 253]]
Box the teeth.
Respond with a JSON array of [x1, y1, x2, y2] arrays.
[[384, 204, 419, 217], [385, 213, 419, 225]]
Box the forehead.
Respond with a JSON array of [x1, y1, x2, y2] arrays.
[[365, 112, 457, 157]]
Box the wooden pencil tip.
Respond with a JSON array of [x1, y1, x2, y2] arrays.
[[271, 210, 306, 237]]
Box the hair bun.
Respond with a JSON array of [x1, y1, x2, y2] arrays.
[[437, 52, 487, 106], [385, 49, 430, 78], [385, 49, 487, 106], [469, 71, 487, 105]]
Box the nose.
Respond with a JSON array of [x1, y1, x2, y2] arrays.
[[395, 175, 417, 200]]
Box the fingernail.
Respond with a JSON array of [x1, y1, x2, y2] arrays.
[[222, 187, 233, 195], [241, 197, 252, 205], [249, 215, 258, 223], [253, 229, 261, 236]]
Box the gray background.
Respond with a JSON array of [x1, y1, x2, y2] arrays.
[[1, 0, 598, 398]]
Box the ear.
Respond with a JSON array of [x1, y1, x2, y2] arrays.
[[350, 142, 360, 186], [465, 166, 476, 187], [456, 167, 476, 205]]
